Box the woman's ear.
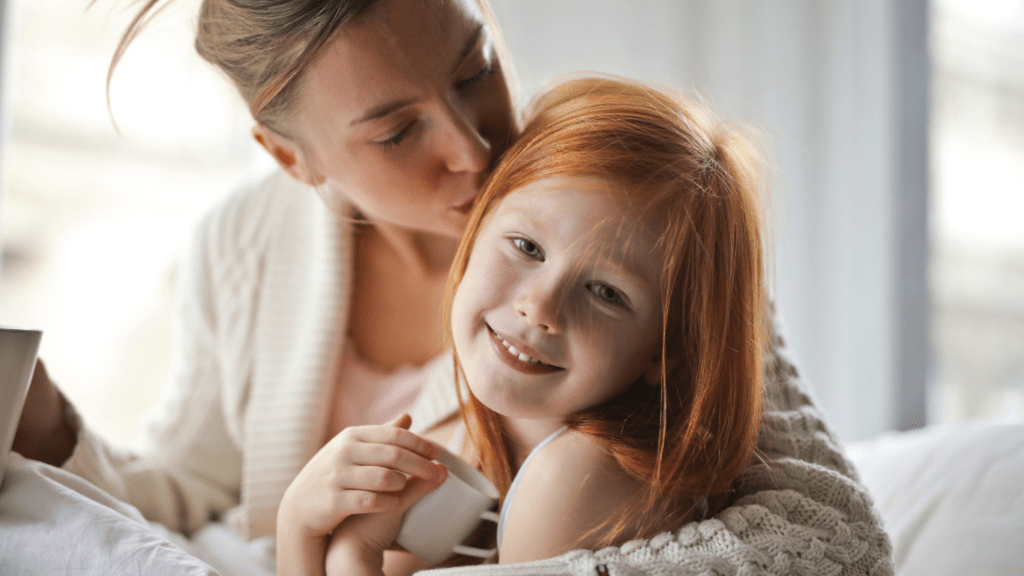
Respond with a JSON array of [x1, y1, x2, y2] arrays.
[[251, 123, 325, 186]]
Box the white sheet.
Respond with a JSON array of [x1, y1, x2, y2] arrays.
[[846, 419, 1024, 576], [0, 453, 275, 576], [5, 421, 1021, 576]]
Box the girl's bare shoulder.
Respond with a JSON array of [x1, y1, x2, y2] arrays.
[[499, 430, 643, 563]]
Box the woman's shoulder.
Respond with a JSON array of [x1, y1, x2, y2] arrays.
[[197, 170, 310, 244], [499, 430, 643, 563], [190, 169, 351, 268]]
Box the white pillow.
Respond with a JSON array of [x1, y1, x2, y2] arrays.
[[846, 420, 1024, 576]]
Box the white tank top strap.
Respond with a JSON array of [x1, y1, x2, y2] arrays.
[[496, 425, 570, 548]]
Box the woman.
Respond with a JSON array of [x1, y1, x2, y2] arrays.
[[13, 0, 892, 573]]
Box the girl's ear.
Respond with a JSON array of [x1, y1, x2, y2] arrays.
[[251, 123, 325, 186], [643, 350, 678, 387], [643, 355, 664, 387]]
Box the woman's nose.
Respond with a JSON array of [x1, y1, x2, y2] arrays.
[[513, 280, 563, 334], [442, 105, 492, 174]]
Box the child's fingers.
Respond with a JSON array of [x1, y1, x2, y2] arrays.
[[346, 424, 440, 461], [336, 489, 403, 515], [345, 442, 446, 483], [341, 465, 410, 493], [395, 466, 448, 511], [385, 413, 413, 430]]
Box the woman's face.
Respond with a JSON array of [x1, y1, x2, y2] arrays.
[[286, 0, 516, 239]]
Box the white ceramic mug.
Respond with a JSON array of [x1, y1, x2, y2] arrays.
[[396, 444, 499, 563], [0, 327, 43, 487]]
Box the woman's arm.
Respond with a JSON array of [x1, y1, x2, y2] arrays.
[[40, 180, 282, 536], [12, 359, 76, 466]]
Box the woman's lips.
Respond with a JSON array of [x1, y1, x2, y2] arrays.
[[487, 326, 562, 375], [452, 196, 476, 214]]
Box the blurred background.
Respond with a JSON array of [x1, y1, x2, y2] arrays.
[[0, 0, 1021, 445]]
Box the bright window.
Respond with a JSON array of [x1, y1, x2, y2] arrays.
[[0, 0, 271, 444], [930, 0, 1024, 422]]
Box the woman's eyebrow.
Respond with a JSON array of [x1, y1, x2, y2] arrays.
[[350, 98, 418, 126], [452, 25, 485, 74], [348, 26, 484, 127]]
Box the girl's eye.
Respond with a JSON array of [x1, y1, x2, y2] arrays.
[[588, 283, 625, 306], [457, 61, 495, 91], [377, 122, 415, 151], [512, 237, 544, 260]]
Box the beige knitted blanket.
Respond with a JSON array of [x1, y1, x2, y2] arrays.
[[418, 318, 895, 576]]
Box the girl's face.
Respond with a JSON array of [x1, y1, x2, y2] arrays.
[[451, 178, 664, 431], [287, 0, 515, 238]]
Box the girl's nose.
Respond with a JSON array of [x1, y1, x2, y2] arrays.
[[513, 281, 563, 334], [442, 105, 492, 174]]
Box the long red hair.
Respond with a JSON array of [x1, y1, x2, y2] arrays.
[[444, 75, 768, 546]]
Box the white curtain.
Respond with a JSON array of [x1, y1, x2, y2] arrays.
[[489, 0, 930, 441]]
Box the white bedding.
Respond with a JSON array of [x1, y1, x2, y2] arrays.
[[846, 419, 1024, 576], [0, 452, 275, 576], [3, 420, 1021, 576]]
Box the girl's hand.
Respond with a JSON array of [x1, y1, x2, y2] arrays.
[[276, 414, 445, 576], [324, 476, 443, 576]]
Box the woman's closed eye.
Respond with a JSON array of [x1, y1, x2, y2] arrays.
[[376, 121, 416, 152], [512, 237, 544, 260], [457, 61, 495, 91]]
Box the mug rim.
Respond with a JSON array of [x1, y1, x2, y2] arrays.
[[434, 445, 499, 499], [0, 327, 44, 334]]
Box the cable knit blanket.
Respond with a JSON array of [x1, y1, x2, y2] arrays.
[[418, 319, 895, 576]]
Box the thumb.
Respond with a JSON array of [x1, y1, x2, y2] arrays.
[[386, 413, 413, 430], [395, 469, 447, 513]]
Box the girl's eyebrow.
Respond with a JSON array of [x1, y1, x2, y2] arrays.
[[349, 26, 485, 127], [506, 204, 656, 294], [600, 259, 654, 295], [500, 203, 546, 230]]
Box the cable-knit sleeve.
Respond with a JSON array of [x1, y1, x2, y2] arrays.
[[60, 175, 287, 536], [416, 304, 895, 576]]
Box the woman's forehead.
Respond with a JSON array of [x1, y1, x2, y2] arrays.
[[292, 0, 488, 130]]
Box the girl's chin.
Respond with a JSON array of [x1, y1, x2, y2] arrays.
[[468, 384, 550, 422], [467, 380, 524, 415]]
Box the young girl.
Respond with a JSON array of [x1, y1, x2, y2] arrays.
[[280, 74, 768, 575]]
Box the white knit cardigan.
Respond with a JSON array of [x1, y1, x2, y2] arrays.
[[62, 171, 893, 575]]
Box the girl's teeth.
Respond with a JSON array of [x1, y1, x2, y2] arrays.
[[501, 339, 541, 364]]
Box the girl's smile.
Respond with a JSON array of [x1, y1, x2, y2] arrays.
[[451, 177, 665, 436], [487, 324, 563, 373]]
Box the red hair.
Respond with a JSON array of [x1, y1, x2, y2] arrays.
[[444, 75, 768, 546]]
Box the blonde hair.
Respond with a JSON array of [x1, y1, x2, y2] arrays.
[[445, 75, 769, 547]]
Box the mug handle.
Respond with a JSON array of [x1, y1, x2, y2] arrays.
[[450, 510, 500, 559]]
